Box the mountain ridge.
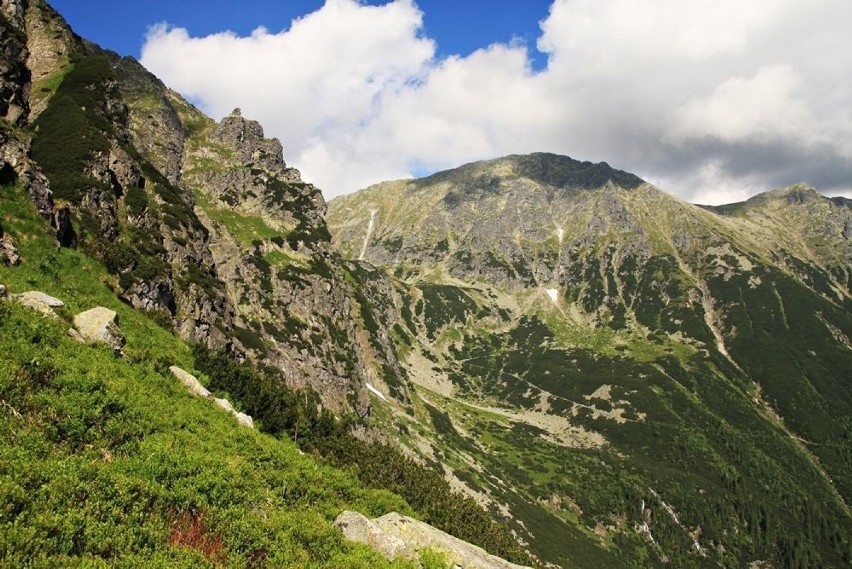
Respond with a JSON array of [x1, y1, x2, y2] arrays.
[[328, 152, 851, 566]]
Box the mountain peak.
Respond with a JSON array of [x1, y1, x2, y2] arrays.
[[506, 152, 645, 190], [418, 152, 645, 194]]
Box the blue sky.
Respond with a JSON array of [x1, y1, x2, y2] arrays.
[[51, 0, 551, 69], [48, 0, 852, 203]]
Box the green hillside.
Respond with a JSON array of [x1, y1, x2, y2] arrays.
[[0, 180, 530, 567], [328, 156, 852, 568]]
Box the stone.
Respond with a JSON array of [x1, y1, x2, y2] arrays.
[[0, 231, 21, 266], [169, 366, 211, 398], [214, 398, 235, 413], [0, 284, 6, 298], [13, 290, 64, 319], [72, 307, 126, 352], [334, 511, 407, 562], [67, 328, 85, 343], [16, 290, 64, 307], [235, 412, 254, 428], [334, 511, 531, 569]]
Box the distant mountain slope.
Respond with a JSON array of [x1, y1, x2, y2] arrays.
[[328, 153, 852, 567]]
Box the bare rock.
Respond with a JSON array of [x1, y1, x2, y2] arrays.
[[168, 366, 211, 398], [335, 511, 407, 561], [214, 397, 235, 413], [72, 307, 126, 352], [15, 291, 63, 307], [235, 412, 254, 428], [334, 511, 531, 569], [13, 290, 64, 319], [0, 284, 6, 297], [67, 327, 85, 343], [0, 225, 20, 265]]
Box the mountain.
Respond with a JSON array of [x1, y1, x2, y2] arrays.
[[1, 0, 381, 415], [1, 2, 532, 566], [328, 154, 852, 566], [2, 1, 851, 567]]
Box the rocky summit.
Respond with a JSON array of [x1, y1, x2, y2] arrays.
[[1, 2, 851, 568]]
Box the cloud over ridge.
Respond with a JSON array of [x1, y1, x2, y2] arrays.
[[141, 0, 852, 204]]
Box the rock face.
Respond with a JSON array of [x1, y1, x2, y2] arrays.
[[174, 106, 374, 414], [72, 307, 126, 352], [0, 225, 21, 265], [334, 511, 530, 569]]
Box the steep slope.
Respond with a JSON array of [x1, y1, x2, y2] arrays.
[[328, 154, 852, 567], [2, 3, 535, 566], [0, 0, 377, 413], [0, 179, 414, 567]]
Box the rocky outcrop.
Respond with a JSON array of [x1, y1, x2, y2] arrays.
[[23, 0, 78, 120], [0, 1, 29, 125], [0, 224, 20, 265], [112, 55, 187, 186], [169, 365, 211, 398], [12, 290, 63, 319], [168, 366, 254, 428], [72, 307, 126, 352], [334, 511, 530, 569]]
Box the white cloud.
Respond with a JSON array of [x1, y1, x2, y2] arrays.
[[141, 0, 852, 204], [670, 64, 818, 144]]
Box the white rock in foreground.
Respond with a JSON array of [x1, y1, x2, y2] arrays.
[[334, 511, 530, 569], [235, 412, 254, 428], [72, 307, 126, 351], [13, 290, 64, 319], [167, 366, 254, 428], [214, 398, 235, 413], [169, 366, 211, 397]]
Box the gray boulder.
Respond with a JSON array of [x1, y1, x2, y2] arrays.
[[13, 290, 64, 319], [214, 397, 235, 413], [235, 412, 254, 428], [72, 307, 126, 352], [0, 231, 20, 266], [334, 511, 530, 568], [169, 366, 211, 397]]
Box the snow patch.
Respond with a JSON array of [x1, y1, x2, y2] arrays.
[[365, 382, 387, 402], [358, 209, 377, 261], [545, 288, 559, 305]]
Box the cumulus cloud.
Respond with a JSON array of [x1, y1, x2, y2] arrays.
[[141, 0, 852, 203]]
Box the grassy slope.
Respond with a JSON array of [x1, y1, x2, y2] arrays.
[[344, 245, 852, 567], [0, 181, 421, 567]]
